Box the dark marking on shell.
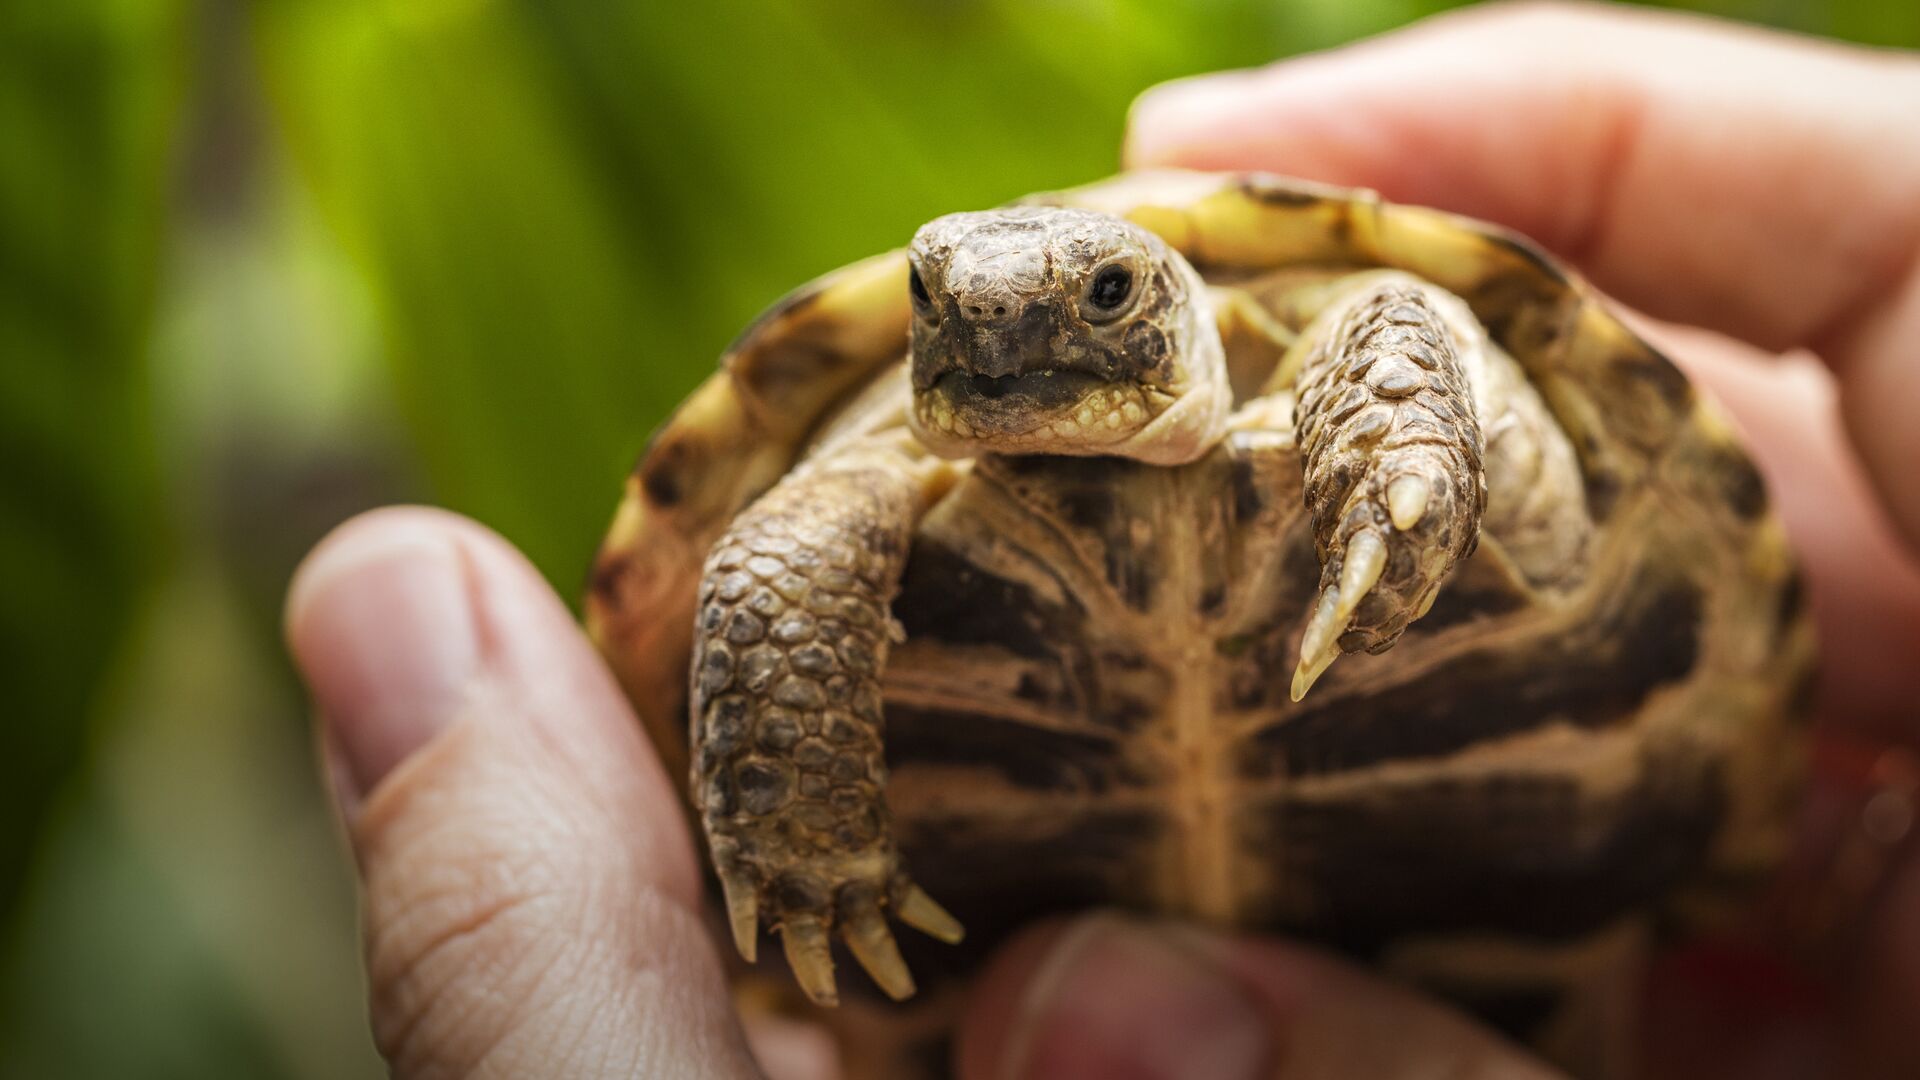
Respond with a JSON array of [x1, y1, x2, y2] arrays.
[[1245, 745, 1725, 943], [1240, 177, 1325, 207], [891, 806, 1162, 979], [1619, 350, 1695, 413], [896, 539, 1084, 664], [737, 333, 845, 408], [1326, 207, 1353, 247], [1460, 271, 1564, 351], [720, 278, 824, 360], [1489, 232, 1573, 288], [1581, 459, 1622, 523], [1230, 454, 1268, 524], [1198, 584, 1227, 617], [639, 430, 692, 508], [1247, 579, 1702, 778], [1787, 661, 1819, 719], [1054, 482, 1119, 537], [1775, 568, 1807, 637], [888, 705, 1129, 793], [1413, 558, 1534, 633], [587, 553, 629, 606], [1715, 443, 1769, 520]]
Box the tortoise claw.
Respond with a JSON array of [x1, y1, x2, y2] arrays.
[[717, 863, 760, 964], [781, 915, 839, 1007], [896, 883, 965, 945], [843, 901, 915, 1001], [1387, 475, 1430, 531], [1292, 528, 1387, 701]]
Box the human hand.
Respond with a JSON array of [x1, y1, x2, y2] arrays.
[[288, 507, 1577, 1080], [284, 7, 1920, 1079]]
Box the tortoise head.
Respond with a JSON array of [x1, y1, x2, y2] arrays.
[[905, 206, 1230, 464]]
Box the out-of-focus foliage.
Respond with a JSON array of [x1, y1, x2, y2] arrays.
[[0, 0, 184, 924], [1, 1, 1914, 1077]]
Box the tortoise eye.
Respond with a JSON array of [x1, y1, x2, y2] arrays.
[[908, 264, 932, 312], [1085, 264, 1135, 316]]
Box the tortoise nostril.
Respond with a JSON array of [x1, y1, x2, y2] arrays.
[[993, 306, 1006, 317], [966, 305, 983, 317]]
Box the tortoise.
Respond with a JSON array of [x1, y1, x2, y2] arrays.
[[586, 170, 1814, 1077]]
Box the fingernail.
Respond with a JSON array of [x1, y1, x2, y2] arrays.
[[1005, 917, 1274, 1080], [287, 514, 482, 804]]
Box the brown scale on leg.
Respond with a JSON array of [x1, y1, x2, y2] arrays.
[[1290, 280, 1488, 699], [692, 442, 963, 1006]]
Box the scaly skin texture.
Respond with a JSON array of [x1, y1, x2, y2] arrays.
[[1290, 280, 1489, 698], [691, 444, 960, 1006]]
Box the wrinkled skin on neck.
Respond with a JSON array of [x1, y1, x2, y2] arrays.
[[906, 207, 1229, 465]]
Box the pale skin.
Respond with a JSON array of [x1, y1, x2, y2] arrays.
[[287, 5, 1920, 1079]]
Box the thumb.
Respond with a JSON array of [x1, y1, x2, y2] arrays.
[[957, 915, 1565, 1080], [286, 507, 762, 1078]]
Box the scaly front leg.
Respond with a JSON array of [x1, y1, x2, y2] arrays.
[[691, 438, 962, 1006], [1287, 274, 1489, 699]]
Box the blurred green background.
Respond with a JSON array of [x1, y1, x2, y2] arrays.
[[1, 1, 1912, 1075]]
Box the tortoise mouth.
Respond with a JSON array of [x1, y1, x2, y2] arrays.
[[919, 368, 1150, 444], [933, 368, 1107, 412]]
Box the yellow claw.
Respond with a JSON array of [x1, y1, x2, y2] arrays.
[[718, 866, 759, 964], [1291, 530, 1387, 702], [1289, 645, 1339, 703], [843, 905, 916, 1001], [1387, 475, 1430, 531], [896, 884, 965, 944], [1334, 530, 1387, 619], [782, 916, 839, 1007]]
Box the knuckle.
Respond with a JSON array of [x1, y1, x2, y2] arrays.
[[349, 732, 606, 1070], [362, 835, 574, 1069]]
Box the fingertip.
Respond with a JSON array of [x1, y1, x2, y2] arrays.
[[1121, 40, 1498, 210], [285, 505, 478, 651], [956, 919, 1076, 1080], [285, 506, 489, 801], [287, 504, 700, 903], [960, 915, 1275, 1080], [741, 1012, 844, 1080], [1123, 70, 1260, 169]]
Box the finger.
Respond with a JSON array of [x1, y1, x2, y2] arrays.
[[957, 915, 1562, 1080], [1632, 318, 1920, 726], [741, 1012, 845, 1080], [1127, 2, 1920, 545], [286, 507, 762, 1079]]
